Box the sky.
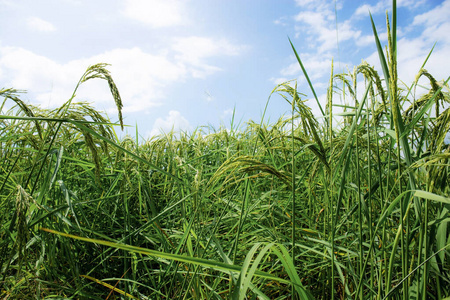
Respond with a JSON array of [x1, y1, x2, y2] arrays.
[[0, 0, 449, 139]]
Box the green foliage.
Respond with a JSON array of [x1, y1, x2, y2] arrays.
[[1, 3, 449, 299]]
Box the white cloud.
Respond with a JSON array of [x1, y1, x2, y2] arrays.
[[78, 47, 188, 113], [0, 46, 70, 106], [397, 0, 426, 9], [355, 0, 426, 18], [149, 110, 191, 136], [172, 36, 246, 78], [122, 0, 187, 28], [0, 34, 246, 113], [294, 0, 337, 10], [413, 0, 450, 25], [0, 0, 17, 8], [294, 4, 361, 54], [273, 17, 288, 26], [0, 46, 185, 112], [280, 54, 343, 82], [355, 31, 389, 47], [27, 17, 56, 32], [354, 2, 386, 17], [355, 34, 376, 47], [270, 77, 290, 85], [294, 0, 315, 6], [413, 0, 450, 45], [280, 62, 300, 77]]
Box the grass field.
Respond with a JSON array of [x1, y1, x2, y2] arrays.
[[1, 2, 449, 299]]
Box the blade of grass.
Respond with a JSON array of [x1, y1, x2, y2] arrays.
[[40, 228, 302, 287], [288, 38, 326, 119]]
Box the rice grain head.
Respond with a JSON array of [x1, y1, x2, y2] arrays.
[[16, 185, 31, 267]]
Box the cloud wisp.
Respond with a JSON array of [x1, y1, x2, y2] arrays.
[[122, 0, 188, 28], [148, 110, 192, 137], [0, 40, 246, 113], [26, 17, 56, 32], [172, 36, 246, 78]]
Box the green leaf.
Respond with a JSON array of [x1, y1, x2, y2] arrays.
[[413, 190, 450, 204]]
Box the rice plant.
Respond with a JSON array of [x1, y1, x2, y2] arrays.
[[0, 1, 449, 299]]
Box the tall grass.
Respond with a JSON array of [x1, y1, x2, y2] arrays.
[[1, 2, 449, 299]]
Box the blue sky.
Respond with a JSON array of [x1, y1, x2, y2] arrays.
[[1, 0, 449, 138]]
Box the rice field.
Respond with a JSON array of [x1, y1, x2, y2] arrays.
[[1, 3, 449, 299]]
